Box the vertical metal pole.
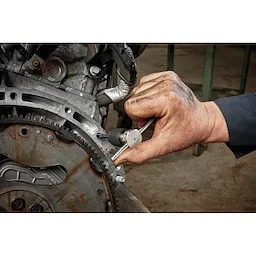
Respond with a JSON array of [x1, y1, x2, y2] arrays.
[[167, 44, 175, 70], [240, 44, 251, 93], [202, 44, 216, 101], [193, 44, 215, 157]]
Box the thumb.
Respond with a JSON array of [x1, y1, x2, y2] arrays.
[[114, 137, 164, 165]]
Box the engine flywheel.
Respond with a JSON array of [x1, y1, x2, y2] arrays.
[[0, 115, 118, 212]]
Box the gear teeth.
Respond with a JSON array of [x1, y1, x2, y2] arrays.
[[59, 126, 67, 133], [0, 112, 119, 212]]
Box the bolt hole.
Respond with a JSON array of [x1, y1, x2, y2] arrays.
[[65, 107, 71, 114], [20, 127, 28, 136], [10, 92, 17, 100], [97, 189, 104, 196], [11, 198, 26, 211]]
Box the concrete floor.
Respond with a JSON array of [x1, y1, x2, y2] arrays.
[[107, 44, 256, 212]]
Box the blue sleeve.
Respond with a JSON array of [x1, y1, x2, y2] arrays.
[[215, 93, 256, 158]]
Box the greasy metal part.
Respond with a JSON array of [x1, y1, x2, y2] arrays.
[[0, 77, 122, 211], [0, 43, 143, 212], [111, 118, 156, 162], [95, 44, 137, 107], [41, 56, 67, 83], [115, 175, 125, 183], [13, 44, 31, 60], [107, 128, 142, 147], [97, 79, 131, 106], [0, 189, 53, 212], [23, 54, 44, 72], [5, 71, 101, 127], [89, 44, 137, 105], [114, 185, 150, 213], [0, 160, 67, 186], [89, 66, 101, 76], [0, 47, 9, 64], [127, 44, 147, 59], [30, 204, 44, 212], [104, 79, 130, 103], [0, 118, 119, 212], [0, 89, 124, 180], [106, 128, 126, 146], [108, 44, 137, 85], [11, 197, 26, 211], [34, 44, 59, 60], [51, 44, 97, 94]]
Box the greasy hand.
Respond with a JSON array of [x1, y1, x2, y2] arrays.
[[114, 71, 228, 165]]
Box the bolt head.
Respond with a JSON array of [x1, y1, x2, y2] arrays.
[[97, 189, 104, 196], [30, 204, 44, 213], [90, 66, 101, 76], [11, 198, 26, 211], [47, 134, 55, 142], [116, 165, 122, 171], [115, 175, 125, 183], [32, 59, 40, 68], [36, 129, 41, 134]]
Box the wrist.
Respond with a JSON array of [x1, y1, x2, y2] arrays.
[[202, 101, 229, 143]]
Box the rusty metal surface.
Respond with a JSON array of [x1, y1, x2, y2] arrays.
[[115, 184, 150, 213], [0, 190, 52, 212], [0, 44, 143, 212], [0, 124, 114, 212], [0, 124, 89, 173]]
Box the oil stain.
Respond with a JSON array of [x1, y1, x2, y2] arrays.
[[179, 189, 198, 193], [79, 193, 85, 200], [65, 156, 89, 181], [231, 162, 246, 182]]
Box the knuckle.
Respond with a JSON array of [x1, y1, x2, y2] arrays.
[[130, 87, 137, 96], [166, 71, 178, 81], [139, 75, 147, 84], [159, 80, 175, 93], [161, 79, 173, 87], [139, 77, 144, 84], [124, 99, 132, 113]]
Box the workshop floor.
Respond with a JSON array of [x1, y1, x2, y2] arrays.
[[107, 44, 256, 212]]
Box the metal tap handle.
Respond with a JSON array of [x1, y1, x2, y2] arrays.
[[139, 117, 156, 134], [111, 117, 156, 162]]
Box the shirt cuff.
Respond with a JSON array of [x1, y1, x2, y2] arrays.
[[215, 93, 256, 158]]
